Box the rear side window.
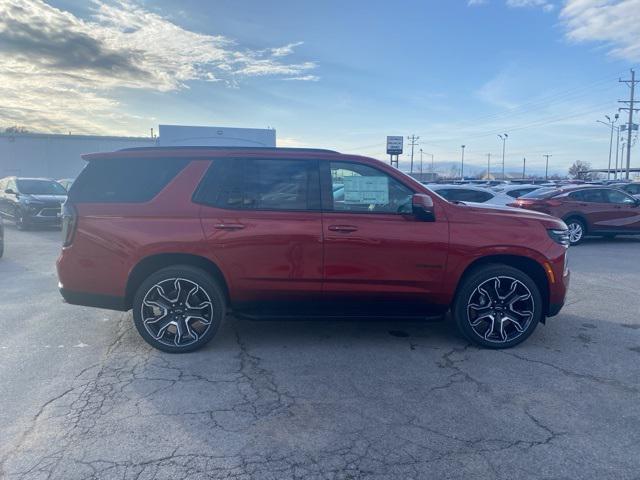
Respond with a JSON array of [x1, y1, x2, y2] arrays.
[[507, 187, 537, 198], [194, 158, 320, 211], [69, 158, 189, 203]]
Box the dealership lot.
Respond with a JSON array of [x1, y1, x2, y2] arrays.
[[0, 226, 639, 479]]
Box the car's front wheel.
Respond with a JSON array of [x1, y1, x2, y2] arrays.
[[565, 218, 586, 245], [132, 265, 226, 353], [453, 265, 542, 349]]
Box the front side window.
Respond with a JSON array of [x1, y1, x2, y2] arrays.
[[623, 184, 640, 195], [605, 189, 636, 205], [329, 162, 413, 213]]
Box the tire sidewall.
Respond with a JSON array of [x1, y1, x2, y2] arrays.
[[453, 265, 543, 349], [132, 265, 226, 353]]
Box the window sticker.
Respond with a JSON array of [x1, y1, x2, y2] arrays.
[[343, 176, 389, 204]]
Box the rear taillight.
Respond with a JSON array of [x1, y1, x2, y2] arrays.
[[61, 202, 77, 247]]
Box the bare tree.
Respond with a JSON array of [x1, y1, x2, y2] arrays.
[[568, 160, 591, 180]]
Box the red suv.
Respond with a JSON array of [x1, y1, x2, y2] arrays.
[[510, 185, 640, 245], [57, 147, 570, 352]]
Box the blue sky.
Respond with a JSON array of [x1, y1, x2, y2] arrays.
[[1, 0, 639, 175]]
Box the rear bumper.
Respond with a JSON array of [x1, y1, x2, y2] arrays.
[[59, 285, 128, 311]]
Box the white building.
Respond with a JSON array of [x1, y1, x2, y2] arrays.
[[0, 125, 277, 180]]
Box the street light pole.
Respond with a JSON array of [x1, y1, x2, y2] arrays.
[[543, 154, 552, 180], [419, 149, 424, 176], [598, 114, 619, 180], [614, 126, 621, 179], [522, 157, 526, 179], [460, 145, 466, 181], [487, 153, 491, 179], [498, 134, 508, 179]]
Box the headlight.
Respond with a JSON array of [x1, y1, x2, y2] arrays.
[[547, 228, 570, 247]]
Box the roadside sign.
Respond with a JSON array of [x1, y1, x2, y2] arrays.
[[621, 123, 639, 132], [386, 136, 403, 155]]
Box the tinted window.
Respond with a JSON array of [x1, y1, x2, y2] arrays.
[[580, 189, 606, 203], [605, 189, 636, 205], [16, 179, 66, 195], [69, 158, 189, 203], [329, 162, 413, 213], [195, 158, 320, 211], [623, 184, 640, 195], [520, 187, 558, 199]]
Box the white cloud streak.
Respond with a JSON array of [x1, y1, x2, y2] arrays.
[[0, 0, 318, 134], [561, 0, 640, 61]]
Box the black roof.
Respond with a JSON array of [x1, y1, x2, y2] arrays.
[[117, 146, 339, 154]]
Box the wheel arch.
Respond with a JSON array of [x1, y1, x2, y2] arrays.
[[454, 254, 550, 319], [562, 213, 589, 232], [125, 253, 230, 309]]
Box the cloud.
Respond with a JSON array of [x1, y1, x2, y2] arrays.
[[561, 0, 640, 62], [0, 0, 318, 134], [467, 0, 488, 6], [506, 0, 556, 11]]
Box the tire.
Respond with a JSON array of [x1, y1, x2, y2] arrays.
[[15, 214, 29, 231], [132, 265, 226, 353], [452, 265, 543, 349], [565, 217, 586, 245]]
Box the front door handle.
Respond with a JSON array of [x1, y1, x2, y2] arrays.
[[328, 224, 358, 233], [214, 223, 245, 231]]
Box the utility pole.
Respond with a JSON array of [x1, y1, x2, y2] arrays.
[[619, 69, 638, 180], [498, 134, 508, 179], [487, 153, 491, 179], [522, 157, 526, 179], [543, 154, 552, 180], [460, 145, 466, 180], [407, 134, 420, 174]]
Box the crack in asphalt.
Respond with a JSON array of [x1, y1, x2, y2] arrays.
[[2, 316, 639, 479]]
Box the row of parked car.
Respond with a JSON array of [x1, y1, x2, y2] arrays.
[[424, 181, 640, 245]]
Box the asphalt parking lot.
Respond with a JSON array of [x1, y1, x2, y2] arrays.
[[0, 225, 639, 480]]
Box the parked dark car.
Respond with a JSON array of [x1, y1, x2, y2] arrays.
[[510, 185, 640, 245], [0, 177, 67, 229], [57, 147, 570, 352]]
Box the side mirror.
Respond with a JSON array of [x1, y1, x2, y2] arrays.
[[5, 188, 15, 195], [412, 194, 435, 221]]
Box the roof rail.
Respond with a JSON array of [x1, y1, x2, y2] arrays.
[[116, 146, 340, 154]]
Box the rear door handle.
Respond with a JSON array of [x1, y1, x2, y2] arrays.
[[328, 224, 358, 233], [213, 223, 245, 231]]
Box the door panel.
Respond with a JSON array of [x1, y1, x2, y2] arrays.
[[197, 157, 324, 310], [601, 189, 640, 232], [321, 161, 449, 315]]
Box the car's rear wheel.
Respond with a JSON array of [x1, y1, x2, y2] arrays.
[[565, 218, 585, 245], [453, 265, 542, 349], [132, 265, 226, 353]]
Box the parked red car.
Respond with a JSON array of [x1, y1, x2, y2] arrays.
[[57, 147, 570, 352], [510, 185, 640, 245]]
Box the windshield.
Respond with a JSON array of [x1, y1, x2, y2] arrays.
[[16, 179, 67, 195], [519, 187, 558, 199]]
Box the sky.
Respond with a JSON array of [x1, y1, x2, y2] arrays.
[[0, 0, 639, 176]]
